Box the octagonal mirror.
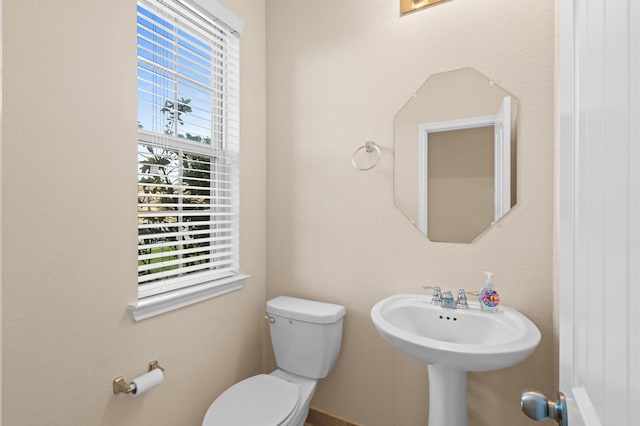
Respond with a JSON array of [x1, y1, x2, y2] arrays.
[[394, 68, 518, 243]]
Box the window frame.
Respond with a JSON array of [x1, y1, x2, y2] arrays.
[[129, 0, 248, 321]]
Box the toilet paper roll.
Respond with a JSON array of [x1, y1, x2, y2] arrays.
[[131, 368, 164, 397]]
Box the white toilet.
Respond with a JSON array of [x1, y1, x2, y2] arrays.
[[202, 296, 346, 426]]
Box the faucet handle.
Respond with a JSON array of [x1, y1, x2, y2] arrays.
[[456, 289, 469, 309], [422, 285, 442, 305]]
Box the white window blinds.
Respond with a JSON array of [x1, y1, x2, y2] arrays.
[[137, 0, 240, 298]]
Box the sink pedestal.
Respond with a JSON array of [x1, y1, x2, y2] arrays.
[[427, 365, 467, 426], [371, 295, 542, 426]]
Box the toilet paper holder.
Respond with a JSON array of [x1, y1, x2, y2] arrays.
[[113, 361, 165, 395]]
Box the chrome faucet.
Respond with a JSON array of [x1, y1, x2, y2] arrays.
[[441, 291, 456, 309], [423, 285, 472, 309]]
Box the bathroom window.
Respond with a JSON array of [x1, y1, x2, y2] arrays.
[[131, 0, 246, 320]]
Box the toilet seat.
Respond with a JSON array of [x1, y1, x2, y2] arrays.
[[202, 374, 301, 426]]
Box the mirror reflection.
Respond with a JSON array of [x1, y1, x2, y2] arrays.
[[394, 68, 518, 243]]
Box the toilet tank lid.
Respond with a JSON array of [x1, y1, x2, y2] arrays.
[[267, 296, 346, 324]]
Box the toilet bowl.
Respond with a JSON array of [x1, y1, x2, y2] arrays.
[[202, 370, 316, 426], [202, 296, 346, 426]]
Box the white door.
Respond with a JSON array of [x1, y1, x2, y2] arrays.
[[493, 96, 511, 221], [553, 0, 639, 425]]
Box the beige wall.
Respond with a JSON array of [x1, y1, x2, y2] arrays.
[[1, 0, 266, 425], [266, 1, 555, 425], [2, 0, 555, 424]]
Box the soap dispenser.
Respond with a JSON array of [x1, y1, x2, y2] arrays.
[[479, 271, 500, 312]]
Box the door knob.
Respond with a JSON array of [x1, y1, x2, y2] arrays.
[[521, 390, 568, 426]]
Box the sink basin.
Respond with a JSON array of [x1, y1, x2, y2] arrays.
[[371, 294, 540, 371], [371, 293, 541, 426]]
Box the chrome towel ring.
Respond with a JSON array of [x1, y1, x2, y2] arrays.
[[352, 141, 381, 171]]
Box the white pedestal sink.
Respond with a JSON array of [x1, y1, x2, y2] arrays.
[[371, 294, 541, 426]]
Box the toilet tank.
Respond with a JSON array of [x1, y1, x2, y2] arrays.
[[266, 296, 346, 379]]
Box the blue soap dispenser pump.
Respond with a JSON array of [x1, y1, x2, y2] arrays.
[[479, 271, 500, 312]]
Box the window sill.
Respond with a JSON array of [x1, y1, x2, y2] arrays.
[[128, 274, 250, 321]]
